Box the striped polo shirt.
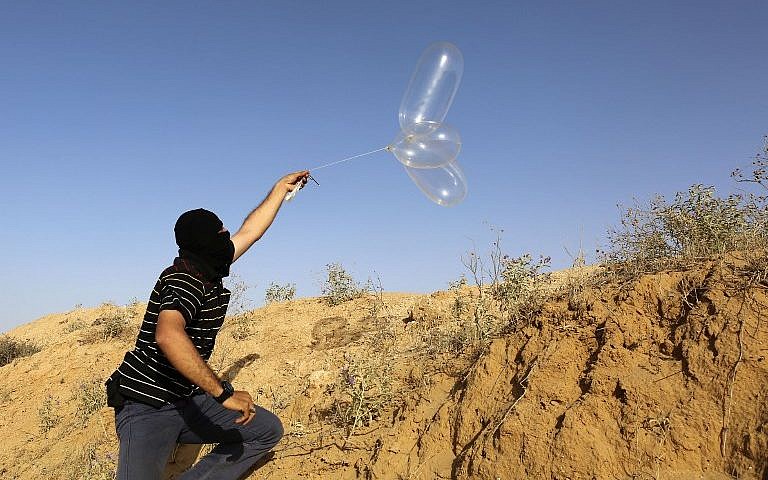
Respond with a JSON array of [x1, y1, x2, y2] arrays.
[[106, 258, 230, 407]]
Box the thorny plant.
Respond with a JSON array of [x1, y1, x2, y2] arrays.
[[462, 227, 552, 337], [224, 272, 252, 317], [367, 274, 397, 347], [460, 229, 503, 340], [448, 276, 469, 322], [332, 353, 393, 439], [414, 227, 553, 360], [214, 273, 253, 371], [321, 263, 369, 306]]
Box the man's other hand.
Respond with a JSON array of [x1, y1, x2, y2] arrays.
[[222, 391, 258, 425]]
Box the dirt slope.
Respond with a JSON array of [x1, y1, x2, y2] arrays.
[[0, 257, 766, 479]]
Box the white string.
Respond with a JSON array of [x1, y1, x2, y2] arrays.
[[309, 146, 389, 171]]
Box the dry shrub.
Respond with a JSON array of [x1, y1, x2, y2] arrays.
[[491, 253, 551, 331], [224, 272, 251, 317], [66, 442, 117, 480], [558, 266, 601, 320], [321, 263, 368, 306], [226, 312, 256, 341], [265, 282, 296, 304], [408, 229, 554, 361], [365, 276, 397, 347], [0, 335, 41, 367], [64, 320, 87, 333], [79, 305, 136, 344], [603, 141, 768, 279], [76, 379, 106, 426], [0, 387, 11, 405], [330, 352, 393, 437], [412, 286, 477, 357], [461, 228, 552, 335], [230, 322, 252, 341], [421, 318, 475, 357], [100, 314, 129, 340]]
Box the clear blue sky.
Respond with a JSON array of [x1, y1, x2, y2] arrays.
[[1, 1, 766, 331]]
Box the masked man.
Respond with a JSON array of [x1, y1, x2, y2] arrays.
[[106, 171, 309, 480]]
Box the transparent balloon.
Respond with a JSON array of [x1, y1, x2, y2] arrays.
[[399, 42, 464, 136], [388, 123, 461, 169], [405, 160, 467, 207]]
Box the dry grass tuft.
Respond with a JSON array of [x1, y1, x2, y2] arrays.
[[76, 379, 106, 426], [38, 395, 61, 433]]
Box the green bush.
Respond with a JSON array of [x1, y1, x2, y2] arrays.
[[603, 184, 768, 277], [492, 254, 551, 329], [602, 139, 768, 277], [265, 282, 296, 304], [0, 335, 41, 367]]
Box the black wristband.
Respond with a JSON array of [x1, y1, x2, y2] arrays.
[[214, 381, 234, 404]]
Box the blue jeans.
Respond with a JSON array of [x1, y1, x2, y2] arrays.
[[114, 395, 283, 480]]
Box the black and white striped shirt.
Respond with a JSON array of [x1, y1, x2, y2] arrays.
[[106, 258, 230, 407]]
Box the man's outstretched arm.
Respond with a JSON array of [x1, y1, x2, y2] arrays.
[[231, 170, 308, 263]]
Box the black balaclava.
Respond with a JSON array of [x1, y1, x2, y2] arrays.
[[174, 208, 235, 281]]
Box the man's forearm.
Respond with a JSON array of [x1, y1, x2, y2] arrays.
[[231, 185, 285, 261], [157, 329, 223, 397]]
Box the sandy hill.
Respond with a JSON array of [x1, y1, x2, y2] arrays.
[[0, 256, 766, 479]]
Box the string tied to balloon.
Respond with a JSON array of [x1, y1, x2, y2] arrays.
[[309, 146, 390, 171], [285, 146, 388, 201]]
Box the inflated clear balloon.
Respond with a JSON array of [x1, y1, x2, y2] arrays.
[[405, 160, 468, 207], [388, 123, 461, 169], [399, 42, 464, 135]]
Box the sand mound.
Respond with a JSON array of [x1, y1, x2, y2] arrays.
[[0, 256, 765, 479]]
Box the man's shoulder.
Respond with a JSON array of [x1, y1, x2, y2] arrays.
[[159, 259, 211, 292]]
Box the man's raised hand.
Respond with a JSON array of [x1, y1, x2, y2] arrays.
[[276, 170, 309, 194]]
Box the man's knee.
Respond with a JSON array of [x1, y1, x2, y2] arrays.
[[248, 408, 283, 449], [263, 409, 284, 446]]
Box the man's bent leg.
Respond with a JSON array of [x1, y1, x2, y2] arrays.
[[115, 401, 183, 480], [177, 395, 284, 480]]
